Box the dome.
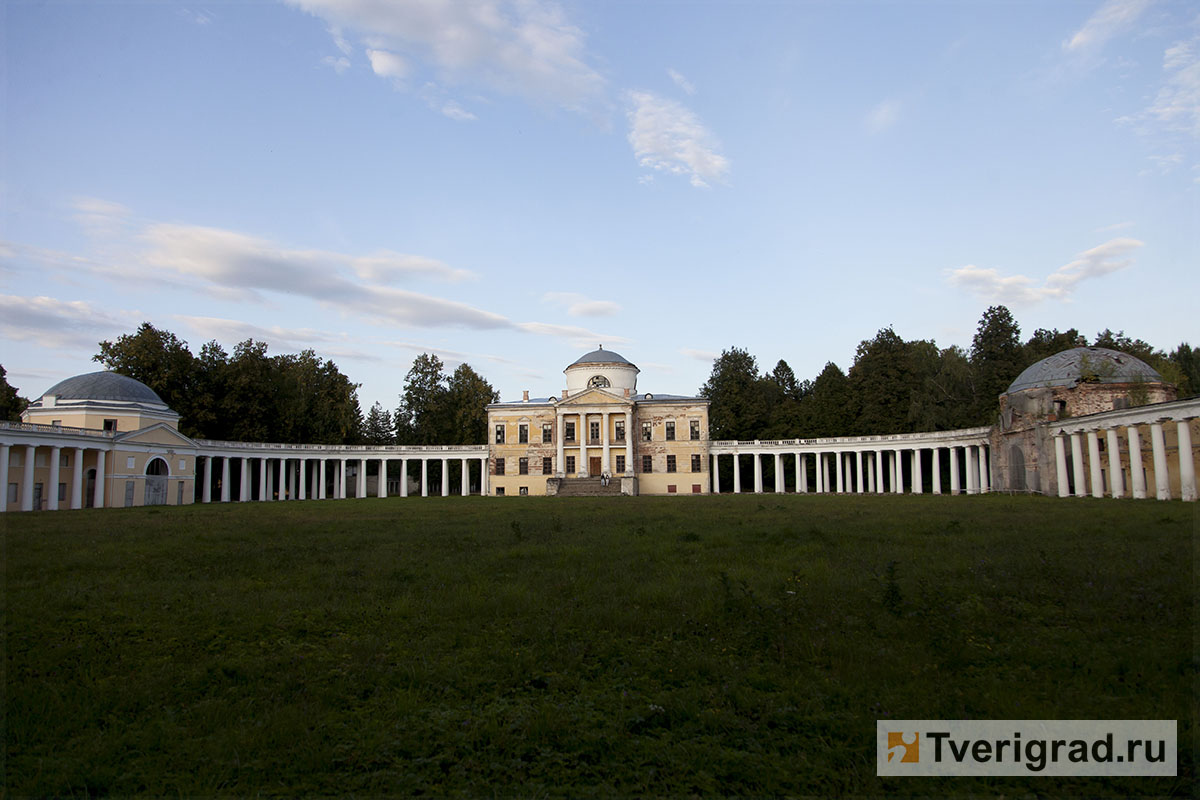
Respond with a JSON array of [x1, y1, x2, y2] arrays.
[[41, 371, 166, 404], [1006, 347, 1164, 394], [568, 347, 634, 367]]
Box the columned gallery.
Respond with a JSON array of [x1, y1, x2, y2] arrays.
[[2, 346, 1197, 510]]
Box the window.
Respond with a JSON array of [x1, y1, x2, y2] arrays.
[[58, 483, 67, 501], [690, 420, 701, 440], [542, 457, 552, 474], [519, 486, 529, 495], [566, 456, 576, 474], [642, 455, 653, 473], [495, 458, 505, 476], [692, 484, 702, 494], [519, 457, 529, 475], [691, 454, 702, 472], [642, 421, 652, 441], [666, 421, 675, 441], [565, 421, 576, 442], [590, 421, 600, 443], [615, 420, 625, 441], [495, 424, 506, 444], [588, 375, 610, 388], [51, 419, 62, 427], [7, 483, 17, 503], [496, 487, 505, 496], [60, 452, 70, 467], [518, 424, 528, 444], [667, 485, 677, 493], [667, 455, 677, 473], [103, 419, 117, 432], [542, 423, 553, 443], [616, 455, 625, 473]]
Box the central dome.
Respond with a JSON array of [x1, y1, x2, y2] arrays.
[[568, 347, 633, 367], [40, 371, 166, 405], [564, 346, 639, 394], [1006, 347, 1164, 394]]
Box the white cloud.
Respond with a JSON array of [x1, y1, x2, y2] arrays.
[[626, 90, 729, 188], [439, 100, 477, 121], [287, 0, 607, 114], [680, 348, 718, 362], [366, 48, 409, 85], [515, 321, 631, 349], [1146, 37, 1200, 137], [946, 237, 1144, 304], [542, 291, 620, 317], [866, 98, 901, 133], [668, 68, 695, 95], [0, 294, 135, 351], [71, 196, 133, 239], [1063, 0, 1152, 54], [322, 55, 351, 74]]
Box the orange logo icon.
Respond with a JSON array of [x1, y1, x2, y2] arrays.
[[887, 732, 919, 763]]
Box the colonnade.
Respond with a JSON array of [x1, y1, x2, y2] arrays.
[[0, 441, 107, 512], [555, 407, 633, 477], [194, 453, 490, 503], [1051, 417, 1196, 501], [710, 443, 990, 495]]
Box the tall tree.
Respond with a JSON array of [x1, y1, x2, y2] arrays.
[[0, 365, 29, 421], [970, 305, 1023, 423], [1022, 327, 1084, 366], [445, 363, 499, 444], [94, 322, 198, 431], [1169, 343, 1198, 398], [806, 362, 854, 437], [397, 354, 450, 445], [908, 345, 977, 431], [362, 402, 396, 445], [700, 348, 769, 440], [848, 327, 938, 434]]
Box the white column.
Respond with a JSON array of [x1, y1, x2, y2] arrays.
[[624, 410, 633, 474], [978, 445, 990, 493], [1070, 433, 1086, 497], [892, 451, 901, 494], [400, 458, 408, 497], [874, 450, 884, 493], [814, 453, 823, 493], [258, 458, 267, 502], [298, 459, 307, 500], [950, 447, 960, 494], [291, 461, 299, 499], [479, 456, 489, 496], [912, 449, 922, 495], [202, 456, 212, 503], [1149, 422, 1170, 500], [20, 445, 35, 510], [1128, 426, 1146, 499], [753, 453, 763, 493], [775, 453, 784, 493], [834, 451, 843, 493], [46, 446, 61, 510], [440, 458, 448, 496], [1086, 431, 1103, 499], [796, 453, 806, 493], [602, 411, 610, 475], [70, 448, 84, 509], [421, 459, 428, 497], [238, 457, 248, 502], [339, 458, 347, 499], [733, 454, 742, 493], [854, 451, 863, 494], [866, 453, 875, 492], [1178, 420, 1196, 502], [556, 410, 565, 476], [0, 444, 9, 512], [1054, 435, 1069, 498], [381, 459, 390, 498], [318, 459, 327, 499], [266, 459, 275, 500], [713, 454, 721, 493], [932, 448, 941, 495], [824, 453, 832, 493], [358, 459, 368, 499], [1106, 429, 1124, 498], [965, 446, 978, 494], [277, 458, 287, 500], [94, 450, 105, 509], [461, 458, 469, 496], [220, 457, 231, 502]]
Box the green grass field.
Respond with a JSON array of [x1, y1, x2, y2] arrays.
[[4, 494, 1196, 797]]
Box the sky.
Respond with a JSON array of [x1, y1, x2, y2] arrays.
[[2, 0, 1197, 418]]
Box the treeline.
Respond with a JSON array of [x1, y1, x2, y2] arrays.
[[700, 306, 1198, 441], [361, 353, 498, 446]]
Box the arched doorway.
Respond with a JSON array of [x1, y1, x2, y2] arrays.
[[145, 457, 168, 506]]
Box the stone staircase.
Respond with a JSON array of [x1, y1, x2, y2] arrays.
[[551, 477, 623, 497]]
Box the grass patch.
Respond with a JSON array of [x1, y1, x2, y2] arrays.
[[5, 494, 1196, 796]]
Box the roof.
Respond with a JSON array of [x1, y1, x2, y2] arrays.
[[40, 371, 167, 405], [567, 347, 634, 367], [1006, 347, 1164, 394]]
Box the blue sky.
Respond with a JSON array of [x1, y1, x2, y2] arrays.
[[2, 0, 1196, 417]]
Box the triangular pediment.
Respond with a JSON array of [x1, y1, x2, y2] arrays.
[[559, 388, 630, 406], [115, 423, 198, 448]]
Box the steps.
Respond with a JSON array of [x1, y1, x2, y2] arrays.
[[553, 477, 623, 497]]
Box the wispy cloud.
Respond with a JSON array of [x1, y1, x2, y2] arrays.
[[668, 68, 695, 95], [287, 0, 607, 114], [866, 98, 901, 133], [1063, 0, 1152, 55], [680, 347, 719, 362], [626, 90, 730, 187], [542, 291, 620, 317], [0, 294, 137, 351], [322, 55, 351, 74], [1146, 37, 1200, 138], [366, 48, 409, 86], [946, 237, 1144, 304]]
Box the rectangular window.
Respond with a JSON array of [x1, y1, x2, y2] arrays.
[[495, 458, 505, 476], [565, 421, 576, 442], [51, 420, 62, 428], [126, 457, 135, 469], [667, 485, 677, 493], [58, 483, 67, 501], [566, 456, 576, 474], [60, 452, 70, 467], [666, 421, 675, 441], [589, 421, 600, 443], [616, 455, 625, 473], [542, 423, 553, 443], [691, 454, 702, 472], [642, 421, 652, 441], [667, 455, 676, 473], [495, 424, 506, 444], [642, 455, 652, 473], [496, 487, 505, 496], [542, 457, 552, 474], [690, 420, 701, 440], [519, 457, 528, 475], [615, 420, 625, 441], [519, 486, 528, 496], [518, 424, 528, 444], [103, 419, 117, 432], [7, 483, 17, 503], [692, 484, 701, 494]]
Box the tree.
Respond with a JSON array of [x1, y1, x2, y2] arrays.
[[970, 306, 1023, 423], [362, 402, 396, 445], [762, 359, 806, 439], [397, 354, 450, 445], [1022, 327, 1084, 366], [94, 322, 198, 432], [848, 327, 939, 434], [0, 365, 29, 421], [699, 348, 769, 441], [908, 345, 977, 431], [445, 363, 499, 444], [1169, 343, 1198, 398], [806, 362, 854, 437]]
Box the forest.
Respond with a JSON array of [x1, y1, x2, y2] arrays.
[[1, 307, 1195, 444]]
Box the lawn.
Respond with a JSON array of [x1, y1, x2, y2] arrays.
[[4, 494, 1196, 797]]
